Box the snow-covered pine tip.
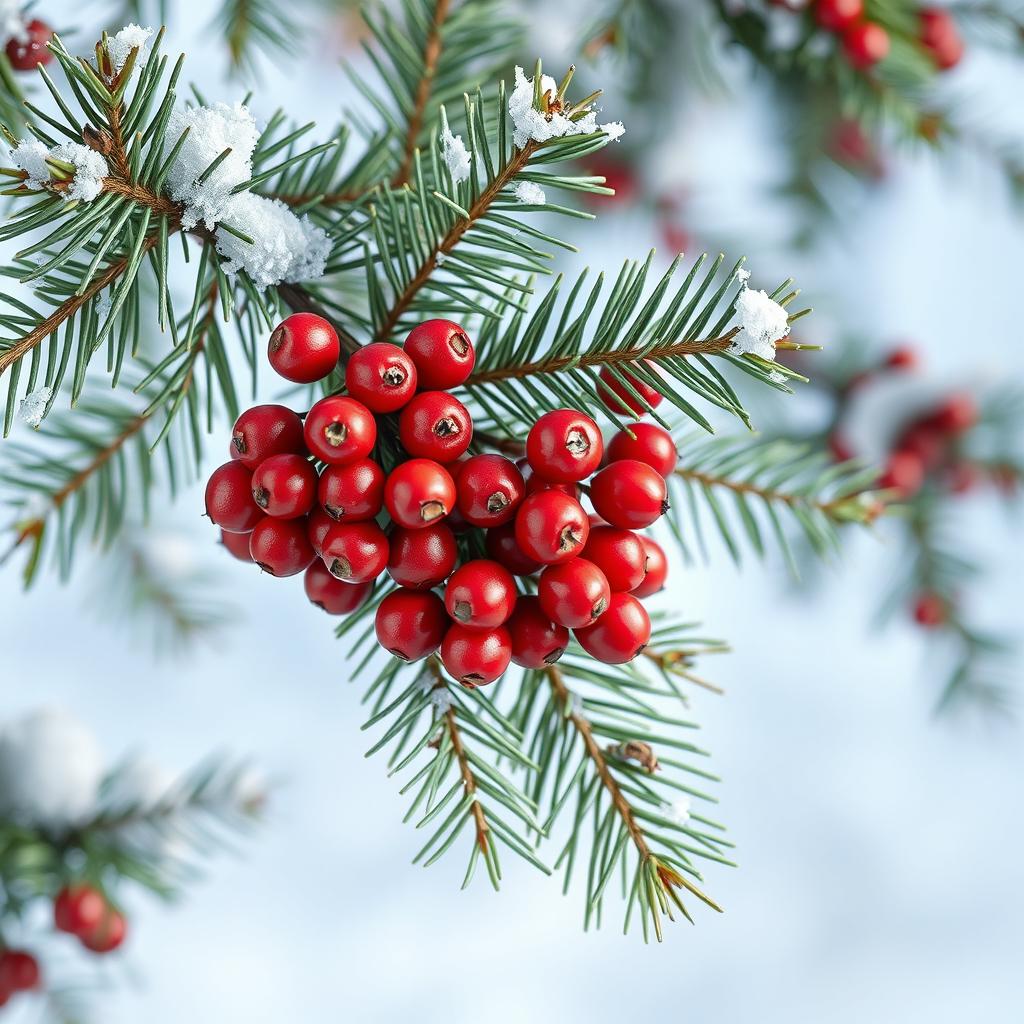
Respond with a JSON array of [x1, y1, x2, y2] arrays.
[[508, 65, 625, 150], [731, 280, 791, 361], [164, 102, 260, 231], [514, 180, 546, 205], [440, 125, 471, 185], [214, 192, 331, 290], [17, 386, 54, 428], [10, 140, 109, 202], [105, 23, 154, 74]]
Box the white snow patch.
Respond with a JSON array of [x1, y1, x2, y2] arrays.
[[95, 291, 113, 325], [434, 252, 449, 267], [50, 143, 109, 202], [11, 139, 51, 187], [731, 282, 790, 360], [17, 385, 53, 427], [664, 796, 691, 826], [430, 688, 455, 714], [440, 125, 471, 185], [735, 267, 751, 284], [514, 180, 546, 205], [105, 23, 153, 74]]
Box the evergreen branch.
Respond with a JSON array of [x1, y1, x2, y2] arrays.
[[213, 0, 304, 76]]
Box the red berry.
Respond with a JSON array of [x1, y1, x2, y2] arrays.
[[375, 589, 449, 661], [484, 521, 543, 576], [268, 312, 340, 383], [945, 461, 981, 495], [79, 909, 127, 954], [398, 391, 473, 462], [928, 393, 977, 435], [898, 423, 946, 470], [304, 562, 372, 614], [606, 422, 677, 477], [632, 537, 668, 598], [345, 343, 418, 413], [574, 593, 651, 664], [920, 8, 963, 70], [597, 362, 663, 416], [384, 458, 456, 528], [518, 457, 580, 498], [590, 460, 669, 529], [249, 517, 316, 576], [205, 462, 263, 533], [306, 506, 335, 557], [456, 454, 526, 526], [220, 528, 255, 562], [507, 595, 569, 668], [317, 458, 385, 522], [514, 491, 590, 564], [54, 884, 106, 935], [304, 396, 377, 465], [403, 319, 475, 390], [879, 450, 925, 498], [5, 19, 53, 72], [251, 454, 317, 519], [387, 523, 458, 588], [843, 22, 890, 69], [912, 592, 947, 628], [321, 521, 389, 583], [441, 624, 512, 687], [814, 0, 863, 32], [828, 431, 855, 463], [231, 405, 305, 469], [581, 526, 647, 593], [538, 559, 611, 629], [885, 345, 918, 371], [526, 409, 603, 483], [444, 559, 517, 627], [0, 951, 40, 992]]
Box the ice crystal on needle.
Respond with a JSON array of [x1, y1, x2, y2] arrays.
[[441, 125, 471, 185], [514, 180, 546, 205]]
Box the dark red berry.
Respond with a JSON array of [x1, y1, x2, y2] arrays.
[[597, 362, 663, 416], [927, 393, 977, 435], [79, 909, 127, 954], [574, 593, 651, 664], [590, 460, 668, 529], [387, 523, 458, 588], [814, 0, 862, 32], [398, 391, 473, 462], [607, 423, 677, 477], [632, 536, 668, 598], [321, 521, 389, 583], [268, 312, 340, 383], [444, 559, 517, 628], [912, 591, 947, 628], [304, 396, 377, 465], [5, 20, 54, 72], [54, 885, 106, 936], [879, 450, 925, 498], [304, 562, 372, 614], [306, 506, 335, 557], [518, 457, 580, 498], [375, 589, 449, 661], [318, 458, 385, 521], [456, 454, 526, 527], [582, 526, 647, 593], [403, 319, 475, 390], [484, 521, 543, 576], [538, 558, 611, 628], [0, 951, 40, 992], [441, 624, 512, 687], [249, 517, 316, 576], [231, 404, 305, 469], [507, 595, 569, 668], [843, 22, 890, 69], [345, 343, 418, 412], [919, 8, 963, 70], [885, 345, 918, 371], [384, 458, 456, 528], [251, 453, 317, 519], [515, 491, 590, 564], [526, 409, 603, 483], [220, 528, 255, 562], [205, 462, 263, 533]]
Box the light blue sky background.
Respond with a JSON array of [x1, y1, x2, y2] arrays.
[[2, 3, 1023, 1021]]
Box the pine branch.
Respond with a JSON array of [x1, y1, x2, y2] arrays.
[[213, 0, 304, 77]]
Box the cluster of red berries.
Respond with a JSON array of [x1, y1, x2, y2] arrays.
[[54, 883, 127, 954], [4, 19, 54, 72], [207, 313, 676, 687]]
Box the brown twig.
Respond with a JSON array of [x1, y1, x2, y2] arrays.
[[674, 463, 845, 518]]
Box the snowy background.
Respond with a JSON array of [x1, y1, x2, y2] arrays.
[[2, 2, 1024, 1021]]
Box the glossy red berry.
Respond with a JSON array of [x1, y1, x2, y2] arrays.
[[582, 526, 647, 593], [526, 409, 603, 483], [220, 528, 255, 562], [403, 319, 475, 390], [456, 454, 526, 527], [518, 457, 580, 498], [814, 0, 862, 32], [441, 624, 512, 687], [538, 559, 611, 629], [928, 393, 977, 434], [249, 517, 316, 576], [375, 589, 449, 661], [304, 396, 377, 465], [507, 596, 570, 668], [590, 460, 669, 529], [384, 458, 456, 528], [5, 20, 54, 71], [231, 404, 305, 469], [514, 491, 590, 564], [79, 909, 127, 954], [317, 458, 385, 522], [205, 461, 263, 533], [597, 362, 663, 416], [843, 22, 890, 69], [574, 592, 651, 664], [268, 312, 340, 383], [484, 521, 543, 576], [321, 521, 389, 583], [306, 506, 335, 557], [304, 562, 372, 615], [607, 422, 678, 477], [444, 559, 517, 627], [251, 454, 317, 519], [879, 450, 925, 498], [0, 951, 40, 992], [920, 8, 963, 70], [398, 391, 473, 462], [632, 536, 668, 598], [344, 343, 418, 413], [387, 523, 458, 589], [54, 884, 106, 935], [912, 591, 947, 628]]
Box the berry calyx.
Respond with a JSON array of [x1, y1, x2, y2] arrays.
[[514, 491, 590, 564], [268, 312, 340, 383], [0, 950, 40, 992], [220, 528, 255, 562], [606, 422, 678, 477], [387, 523, 458, 589], [507, 595, 569, 668], [574, 592, 651, 664], [79, 909, 127, 954], [538, 558, 612, 628], [912, 591, 947, 628], [919, 8, 963, 70], [596, 362, 663, 416], [384, 458, 456, 528], [204, 462, 263, 533], [251, 454, 317, 519], [441, 624, 512, 687], [344, 343, 418, 413], [304, 562, 372, 614], [444, 559, 517, 627], [398, 391, 473, 462], [320, 521, 389, 583], [589, 460, 669, 529], [231, 405, 305, 469], [403, 319, 475, 390], [843, 21, 890, 69], [632, 537, 668, 598], [375, 589, 449, 661], [249, 517, 316, 576], [484, 521, 544, 576], [814, 0, 863, 32], [526, 409, 603, 483], [5, 20, 54, 72], [456, 454, 525, 527], [304, 396, 377, 465], [54, 884, 106, 936], [317, 458, 385, 521], [581, 526, 648, 593]]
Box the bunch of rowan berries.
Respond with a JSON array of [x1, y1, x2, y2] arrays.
[[206, 313, 676, 687]]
